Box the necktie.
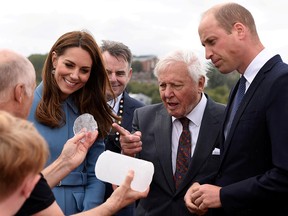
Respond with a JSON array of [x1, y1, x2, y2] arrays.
[[224, 76, 246, 138], [174, 117, 191, 189]]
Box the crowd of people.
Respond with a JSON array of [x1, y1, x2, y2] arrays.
[[1, 2, 288, 216]]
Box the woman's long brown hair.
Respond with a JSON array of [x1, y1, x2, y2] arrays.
[[36, 30, 118, 138]]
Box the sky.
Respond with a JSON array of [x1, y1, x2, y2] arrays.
[[1, 0, 288, 61]]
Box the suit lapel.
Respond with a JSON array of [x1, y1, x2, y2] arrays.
[[177, 98, 222, 192], [154, 107, 175, 192], [223, 74, 265, 157], [220, 80, 239, 151], [222, 56, 280, 158], [121, 92, 134, 130]]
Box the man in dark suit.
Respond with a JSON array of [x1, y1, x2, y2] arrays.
[[114, 50, 225, 215], [100, 40, 145, 216], [185, 3, 288, 216]]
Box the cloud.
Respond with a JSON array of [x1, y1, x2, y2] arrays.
[[1, 0, 288, 60]]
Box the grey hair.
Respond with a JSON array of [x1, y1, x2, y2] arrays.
[[100, 40, 132, 68], [153, 50, 208, 86], [0, 49, 35, 102]]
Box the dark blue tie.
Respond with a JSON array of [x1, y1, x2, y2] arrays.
[[224, 76, 246, 138]]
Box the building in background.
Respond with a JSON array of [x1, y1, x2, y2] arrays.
[[133, 55, 158, 73], [131, 55, 158, 83]]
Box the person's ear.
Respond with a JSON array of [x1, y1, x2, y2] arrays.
[[198, 76, 205, 93], [233, 22, 245, 38], [128, 67, 133, 80], [21, 174, 41, 199], [14, 83, 25, 103], [52, 51, 58, 68]]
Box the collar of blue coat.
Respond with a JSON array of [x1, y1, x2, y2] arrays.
[[36, 81, 79, 115]]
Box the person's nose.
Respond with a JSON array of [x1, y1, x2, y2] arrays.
[[205, 46, 213, 60], [109, 72, 117, 82], [164, 85, 174, 98], [70, 69, 80, 80]]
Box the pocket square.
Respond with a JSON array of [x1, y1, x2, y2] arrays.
[[212, 148, 220, 155]]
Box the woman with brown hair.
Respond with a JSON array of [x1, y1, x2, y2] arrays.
[[28, 30, 117, 215]]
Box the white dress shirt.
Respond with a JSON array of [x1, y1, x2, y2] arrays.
[[242, 48, 275, 91], [107, 93, 123, 114]]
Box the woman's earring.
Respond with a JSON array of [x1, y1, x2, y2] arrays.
[[52, 69, 55, 74]]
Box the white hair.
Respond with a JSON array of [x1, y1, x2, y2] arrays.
[[154, 50, 208, 86]]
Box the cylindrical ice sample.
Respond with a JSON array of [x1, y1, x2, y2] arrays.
[[95, 150, 154, 192]]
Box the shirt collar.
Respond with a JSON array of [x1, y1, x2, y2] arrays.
[[243, 48, 275, 86], [107, 93, 123, 114], [172, 93, 207, 127]]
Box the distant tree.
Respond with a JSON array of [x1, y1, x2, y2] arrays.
[[28, 54, 47, 84], [206, 62, 239, 89], [127, 81, 161, 104], [205, 86, 230, 104], [205, 62, 239, 103], [150, 90, 161, 104], [131, 60, 142, 72]]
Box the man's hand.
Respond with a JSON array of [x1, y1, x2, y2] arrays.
[[184, 182, 222, 215], [191, 184, 222, 210], [184, 182, 207, 215], [112, 123, 142, 157]]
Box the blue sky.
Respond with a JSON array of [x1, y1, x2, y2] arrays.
[[1, 0, 288, 61]]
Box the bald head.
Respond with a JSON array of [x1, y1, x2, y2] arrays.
[[0, 49, 36, 118]]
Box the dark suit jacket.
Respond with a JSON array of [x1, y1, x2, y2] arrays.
[[133, 95, 225, 216], [105, 91, 145, 153], [213, 55, 288, 216]]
